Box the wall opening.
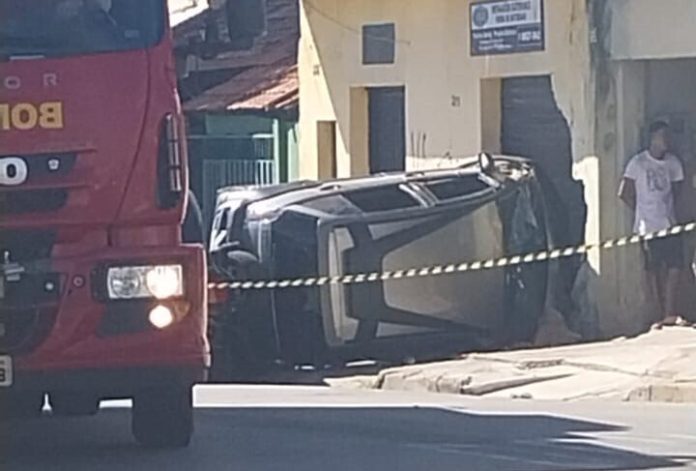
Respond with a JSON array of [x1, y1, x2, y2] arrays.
[[362, 23, 397, 66], [642, 58, 696, 316], [480, 78, 502, 154], [368, 86, 406, 174], [349, 87, 369, 176], [502, 76, 587, 247], [317, 120, 337, 180], [501, 75, 588, 332]]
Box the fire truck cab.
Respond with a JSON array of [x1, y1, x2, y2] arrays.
[[0, 0, 265, 448]]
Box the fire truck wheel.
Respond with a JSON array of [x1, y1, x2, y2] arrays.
[[131, 386, 193, 448], [49, 392, 100, 417]]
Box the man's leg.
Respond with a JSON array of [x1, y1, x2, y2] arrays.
[[653, 269, 667, 321], [660, 235, 686, 325], [643, 241, 665, 324], [664, 268, 681, 321]]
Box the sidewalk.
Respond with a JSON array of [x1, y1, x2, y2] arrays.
[[327, 328, 696, 403]]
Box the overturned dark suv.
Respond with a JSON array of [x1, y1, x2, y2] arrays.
[[208, 155, 563, 378]]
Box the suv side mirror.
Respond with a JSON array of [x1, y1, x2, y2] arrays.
[[225, 0, 267, 50]]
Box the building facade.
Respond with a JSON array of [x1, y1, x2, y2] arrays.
[[298, 0, 696, 337]]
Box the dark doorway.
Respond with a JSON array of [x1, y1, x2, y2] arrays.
[[501, 76, 587, 249], [501, 75, 589, 336], [368, 87, 406, 174]]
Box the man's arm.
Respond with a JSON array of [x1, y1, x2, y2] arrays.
[[673, 181, 683, 200], [670, 156, 685, 222], [619, 177, 637, 210], [672, 181, 685, 222]]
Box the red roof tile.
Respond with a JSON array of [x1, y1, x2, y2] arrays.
[[184, 61, 298, 112], [175, 0, 299, 112]]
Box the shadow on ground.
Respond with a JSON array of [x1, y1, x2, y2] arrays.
[[0, 406, 690, 471]]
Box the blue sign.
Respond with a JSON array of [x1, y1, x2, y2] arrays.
[[471, 0, 545, 56]]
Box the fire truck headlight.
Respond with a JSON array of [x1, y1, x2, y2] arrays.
[[149, 305, 175, 329], [107, 265, 184, 300], [145, 265, 184, 300]]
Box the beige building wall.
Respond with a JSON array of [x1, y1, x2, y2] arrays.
[[299, 0, 593, 175]]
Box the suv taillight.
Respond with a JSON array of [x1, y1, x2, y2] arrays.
[[157, 113, 184, 209]]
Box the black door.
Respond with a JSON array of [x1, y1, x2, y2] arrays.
[[369, 87, 406, 174]]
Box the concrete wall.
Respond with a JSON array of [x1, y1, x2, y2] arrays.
[[609, 0, 696, 60], [595, 0, 696, 330]]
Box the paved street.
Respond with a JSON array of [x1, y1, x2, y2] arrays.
[[2, 386, 695, 471]]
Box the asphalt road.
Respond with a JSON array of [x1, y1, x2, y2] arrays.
[[2, 386, 695, 471]]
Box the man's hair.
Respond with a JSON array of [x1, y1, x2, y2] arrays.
[[649, 120, 670, 137]]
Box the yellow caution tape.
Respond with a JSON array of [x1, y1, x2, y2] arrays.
[[209, 222, 696, 291]]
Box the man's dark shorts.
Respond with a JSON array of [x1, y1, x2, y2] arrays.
[[642, 235, 684, 271]]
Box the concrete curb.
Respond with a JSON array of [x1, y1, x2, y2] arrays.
[[327, 329, 696, 403]]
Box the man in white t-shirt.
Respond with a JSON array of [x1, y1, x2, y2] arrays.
[[619, 121, 686, 328]]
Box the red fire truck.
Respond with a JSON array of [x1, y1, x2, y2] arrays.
[[0, 0, 264, 448]]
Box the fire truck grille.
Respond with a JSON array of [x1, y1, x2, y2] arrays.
[[0, 230, 59, 355], [0, 230, 55, 263], [0, 153, 75, 216], [0, 189, 69, 215], [0, 273, 61, 355], [0, 307, 57, 355]]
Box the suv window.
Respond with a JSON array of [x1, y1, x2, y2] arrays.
[[345, 186, 419, 213], [425, 176, 490, 201]]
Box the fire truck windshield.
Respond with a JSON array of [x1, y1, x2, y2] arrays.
[[0, 0, 164, 59]]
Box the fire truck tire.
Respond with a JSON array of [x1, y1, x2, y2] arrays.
[[131, 386, 193, 448], [49, 392, 100, 417]]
